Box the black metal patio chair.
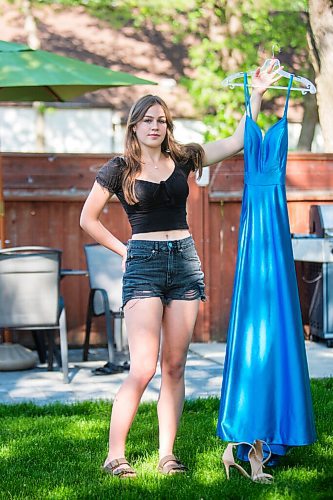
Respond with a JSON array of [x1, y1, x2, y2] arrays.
[[0, 246, 69, 383], [83, 243, 128, 374]]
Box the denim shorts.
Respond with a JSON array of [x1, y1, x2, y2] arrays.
[[122, 236, 206, 307]]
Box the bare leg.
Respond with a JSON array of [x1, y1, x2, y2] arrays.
[[105, 297, 163, 466], [157, 299, 200, 459]]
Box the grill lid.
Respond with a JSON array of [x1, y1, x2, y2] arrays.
[[310, 205, 333, 237]]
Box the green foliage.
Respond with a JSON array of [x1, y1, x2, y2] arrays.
[[173, 0, 310, 139], [0, 380, 332, 500], [29, 0, 310, 140], [32, 0, 196, 28]]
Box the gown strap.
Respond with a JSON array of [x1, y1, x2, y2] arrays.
[[244, 73, 252, 119], [283, 74, 294, 118]]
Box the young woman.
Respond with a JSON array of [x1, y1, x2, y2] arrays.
[[80, 65, 278, 478]]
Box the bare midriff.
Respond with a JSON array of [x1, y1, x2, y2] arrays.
[[131, 229, 191, 241]]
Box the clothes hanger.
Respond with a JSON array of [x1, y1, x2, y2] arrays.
[[222, 47, 316, 95], [222, 59, 316, 95]]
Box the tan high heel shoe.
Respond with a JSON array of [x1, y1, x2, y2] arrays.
[[222, 442, 254, 480], [248, 440, 274, 483]]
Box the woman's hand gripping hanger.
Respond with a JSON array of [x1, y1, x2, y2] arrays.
[[222, 58, 316, 95]]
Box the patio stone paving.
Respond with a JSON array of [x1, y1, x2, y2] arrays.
[[0, 341, 332, 405]]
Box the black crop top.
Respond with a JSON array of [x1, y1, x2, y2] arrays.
[[95, 156, 195, 234]]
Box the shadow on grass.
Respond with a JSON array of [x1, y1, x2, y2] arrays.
[[0, 381, 332, 499]]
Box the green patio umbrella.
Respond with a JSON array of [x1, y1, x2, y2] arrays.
[[0, 40, 155, 101], [0, 40, 156, 247]]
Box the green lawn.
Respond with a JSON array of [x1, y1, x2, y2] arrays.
[[0, 379, 332, 500]]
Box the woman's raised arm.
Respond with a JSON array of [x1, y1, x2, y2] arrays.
[[202, 64, 282, 166]]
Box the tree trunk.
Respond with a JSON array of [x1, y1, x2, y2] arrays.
[[22, 0, 41, 50], [308, 0, 333, 152], [22, 0, 46, 151], [297, 67, 319, 151]]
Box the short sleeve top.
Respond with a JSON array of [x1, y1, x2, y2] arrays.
[[95, 156, 124, 195], [96, 156, 195, 234]]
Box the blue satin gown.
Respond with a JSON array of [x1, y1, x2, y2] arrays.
[[217, 74, 316, 461]]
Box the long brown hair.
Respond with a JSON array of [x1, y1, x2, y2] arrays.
[[123, 94, 204, 204]]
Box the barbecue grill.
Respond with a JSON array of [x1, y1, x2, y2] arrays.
[[292, 205, 333, 347]]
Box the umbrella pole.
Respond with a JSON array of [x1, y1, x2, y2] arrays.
[[0, 154, 12, 343], [0, 154, 4, 249], [0, 154, 10, 341]]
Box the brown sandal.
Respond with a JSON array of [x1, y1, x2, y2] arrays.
[[157, 454, 188, 475], [102, 457, 137, 479]]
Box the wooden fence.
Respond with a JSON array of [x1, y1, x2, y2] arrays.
[[2, 152, 333, 346]]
